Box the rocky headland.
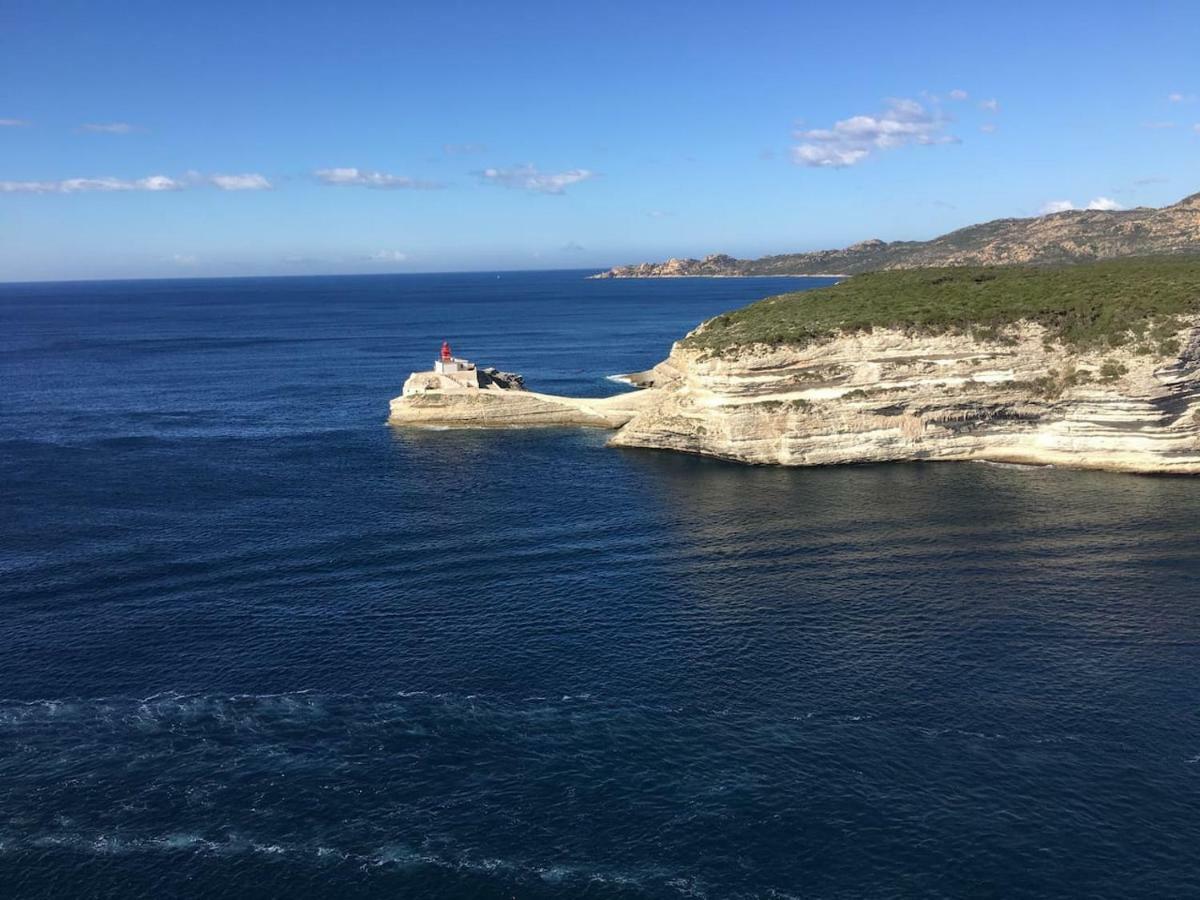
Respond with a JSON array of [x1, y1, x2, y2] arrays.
[[592, 191, 1200, 279], [389, 364, 656, 429], [391, 258, 1200, 474]]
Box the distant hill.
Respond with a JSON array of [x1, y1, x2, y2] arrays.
[[592, 191, 1200, 278]]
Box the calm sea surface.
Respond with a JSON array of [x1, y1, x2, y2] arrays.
[[2, 270, 1199, 899]]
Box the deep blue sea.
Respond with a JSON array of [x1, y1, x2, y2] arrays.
[[2, 270, 1200, 899]]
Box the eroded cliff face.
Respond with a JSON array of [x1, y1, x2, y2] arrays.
[[608, 321, 1200, 473]]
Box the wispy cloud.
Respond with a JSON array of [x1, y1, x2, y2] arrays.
[[1168, 92, 1196, 103], [480, 164, 595, 194], [791, 97, 958, 168], [1038, 197, 1124, 215], [366, 250, 408, 262], [0, 118, 30, 127], [0, 174, 184, 193], [315, 167, 442, 189], [979, 123, 997, 134], [1194, 123, 1200, 134], [948, 89, 969, 101], [169, 253, 197, 265], [1142, 121, 1176, 130], [978, 98, 1000, 112], [442, 143, 486, 156], [209, 173, 272, 191], [79, 122, 139, 134], [561, 241, 585, 252], [1, 171, 273, 194]]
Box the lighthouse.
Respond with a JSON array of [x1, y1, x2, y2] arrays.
[[433, 340, 477, 377], [400, 341, 529, 398]]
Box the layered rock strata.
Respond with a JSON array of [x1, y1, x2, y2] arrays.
[[610, 321, 1200, 473], [390, 322, 1200, 473]]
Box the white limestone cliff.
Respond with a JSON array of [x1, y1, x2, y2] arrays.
[[390, 320, 1200, 474], [609, 320, 1200, 473]]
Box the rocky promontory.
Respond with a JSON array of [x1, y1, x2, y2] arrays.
[[393, 258, 1200, 474], [389, 362, 656, 429]]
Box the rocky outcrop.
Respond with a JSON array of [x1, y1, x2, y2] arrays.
[[478, 367, 525, 390], [608, 321, 1200, 473], [389, 368, 658, 429], [592, 191, 1200, 279], [599, 254, 745, 278]]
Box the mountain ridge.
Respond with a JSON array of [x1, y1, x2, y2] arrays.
[[592, 191, 1200, 279]]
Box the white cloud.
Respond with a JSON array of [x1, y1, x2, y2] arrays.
[[480, 164, 595, 194], [792, 145, 870, 168], [80, 122, 138, 134], [791, 97, 958, 168], [978, 98, 1000, 112], [169, 253, 197, 265], [315, 167, 441, 189], [1039, 197, 1125, 215], [0, 171, 273, 194], [949, 89, 969, 101], [0, 118, 29, 127], [367, 250, 407, 262], [209, 173, 272, 191], [1168, 92, 1196, 103], [979, 123, 997, 134], [0, 174, 184, 193]]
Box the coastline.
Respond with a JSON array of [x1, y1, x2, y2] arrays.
[[590, 272, 848, 280]]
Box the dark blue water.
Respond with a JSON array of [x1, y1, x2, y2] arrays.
[[2, 270, 1199, 898]]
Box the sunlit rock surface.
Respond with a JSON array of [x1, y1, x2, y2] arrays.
[[389, 367, 657, 429], [610, 320, 1200, 473]]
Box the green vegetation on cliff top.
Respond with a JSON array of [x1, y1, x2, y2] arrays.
[[682, 257, 1200, 354]]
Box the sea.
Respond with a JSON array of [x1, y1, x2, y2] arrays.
[[2, 270, 1199, 899]]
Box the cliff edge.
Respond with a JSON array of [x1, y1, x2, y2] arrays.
[[393, 258, 1200, 474]]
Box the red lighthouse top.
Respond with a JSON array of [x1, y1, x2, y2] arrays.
[[441, 340, 452, 361]]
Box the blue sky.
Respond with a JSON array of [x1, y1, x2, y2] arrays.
[[1, 0, 1198, 281]]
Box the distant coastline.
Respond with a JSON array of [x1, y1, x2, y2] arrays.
[[591, 190, 1200, 280], [589, 272, 847, 280]]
